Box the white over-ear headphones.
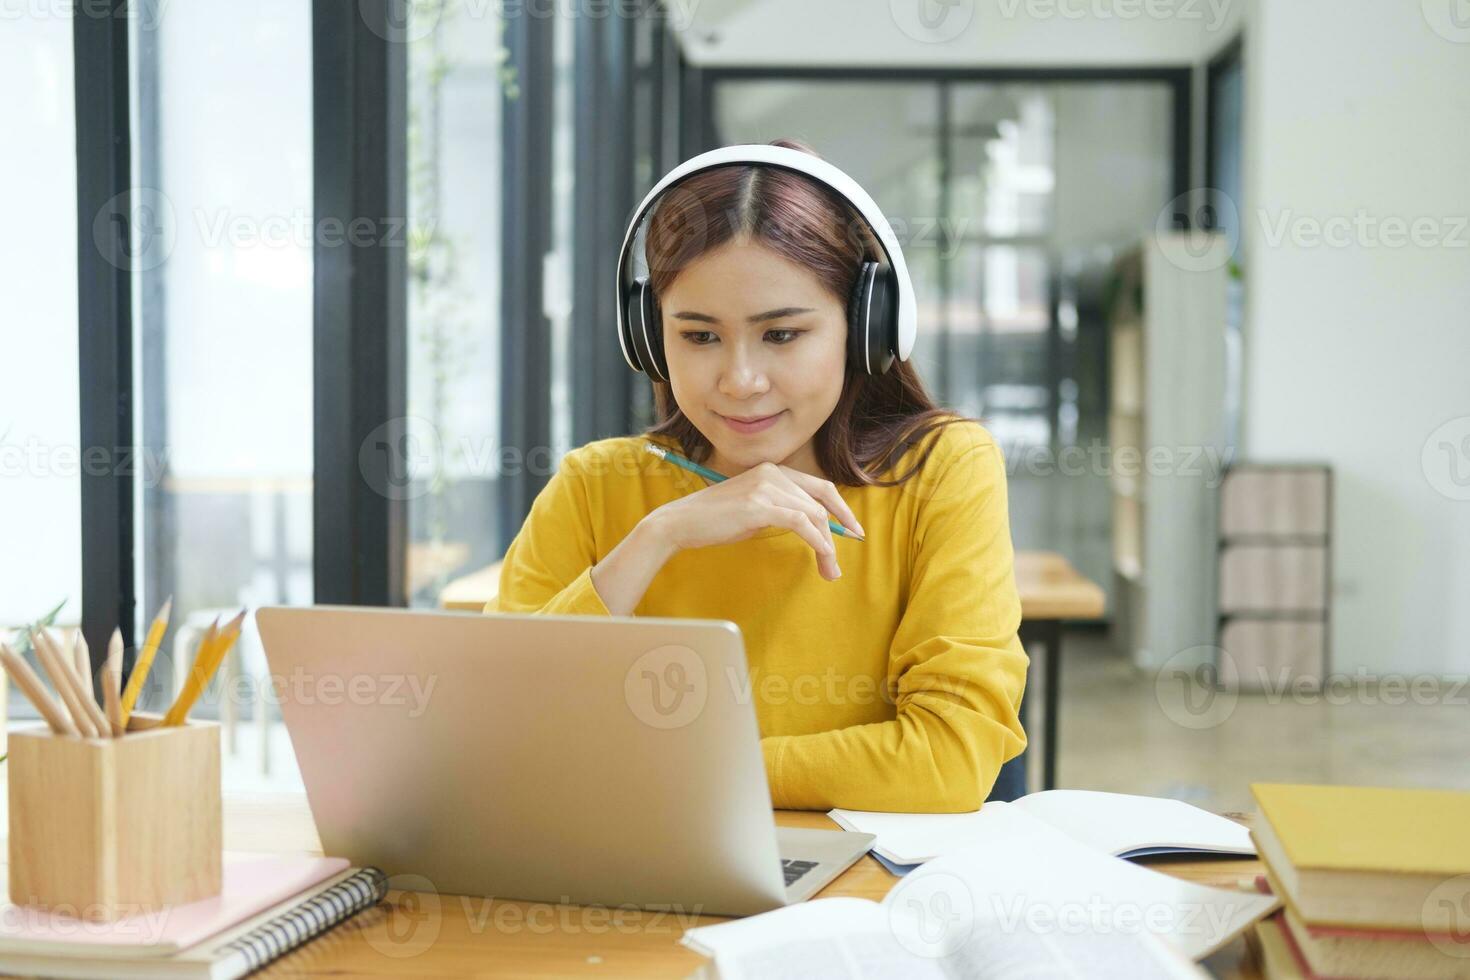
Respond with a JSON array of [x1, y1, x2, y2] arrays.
[[615, 144, 918, 383]]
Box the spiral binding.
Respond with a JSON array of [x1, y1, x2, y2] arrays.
[[216, 867, 389, 972]]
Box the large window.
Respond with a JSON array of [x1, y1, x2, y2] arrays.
[[0, 14, 81, 721], [404, 0, 510, 607], [118, 2, 314, 787], [9, 1, 685, 787], [129, 0, 314, 695]]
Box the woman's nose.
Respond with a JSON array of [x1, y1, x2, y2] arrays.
[[717, 347, 770, 396]]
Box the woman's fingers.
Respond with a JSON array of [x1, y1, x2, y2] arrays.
[[772, 505, 842, 580], [768, 485, 837, 556], [780, 469, 865, 538]]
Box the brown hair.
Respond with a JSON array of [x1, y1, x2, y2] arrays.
[[641, 138, 978, 488]]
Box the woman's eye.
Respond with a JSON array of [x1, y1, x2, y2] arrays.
[[680, 329, 801, 345]]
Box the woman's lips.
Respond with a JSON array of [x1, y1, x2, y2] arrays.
[[718, 410, 785, 434]]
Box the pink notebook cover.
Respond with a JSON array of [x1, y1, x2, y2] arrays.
[[0, 853, 351, 953]]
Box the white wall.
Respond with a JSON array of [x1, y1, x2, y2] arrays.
[[1241, 0, 1470, 675], [676, 0, 1237, 66]]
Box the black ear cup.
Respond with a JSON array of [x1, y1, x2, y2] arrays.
[[625, 276, 669, 382], [846, 261, 898, 376]]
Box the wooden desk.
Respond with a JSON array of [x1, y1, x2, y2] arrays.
[[443, 552, 1107, 794], [5, 791, 1253, 978], [440, 559, 504, 612], [441, 552, 1106, 620]]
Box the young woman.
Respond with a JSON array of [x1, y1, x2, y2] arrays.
[[487, 139, 1028, 813]]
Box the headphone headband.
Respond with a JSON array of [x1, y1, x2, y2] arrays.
[[615, 145, 917, 373]]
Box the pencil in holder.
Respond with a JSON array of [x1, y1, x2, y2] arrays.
[[6, 711, 222, 921]]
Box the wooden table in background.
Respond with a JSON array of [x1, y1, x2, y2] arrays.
[[1013, 551, 1107, 791], [444, 550, 1107, 793], [75, 792, 1263, 978]]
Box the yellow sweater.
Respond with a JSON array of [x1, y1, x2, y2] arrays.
[[484, 418, 1029, 812]]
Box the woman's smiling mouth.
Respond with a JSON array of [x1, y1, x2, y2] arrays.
[[717, 410, 786, 434]]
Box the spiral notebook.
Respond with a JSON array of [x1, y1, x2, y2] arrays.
[[0, 860, 388, 979]]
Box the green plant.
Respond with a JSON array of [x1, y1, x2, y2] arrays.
[[7, 597, 66, 660], [2, 598, 67, 764]]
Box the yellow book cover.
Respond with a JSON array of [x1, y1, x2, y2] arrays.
[[1251, 783, 1470, 876]]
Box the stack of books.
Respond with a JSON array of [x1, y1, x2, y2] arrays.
[[0, 853, 387, 979], [1249, 783, 1470, 980]]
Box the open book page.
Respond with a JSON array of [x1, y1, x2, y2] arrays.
[[680, 897, 885, 959], [827, 800, 1029, 865], [830, 791, 1252, 866], [711, 927, 1206, 980], [682, 823, 1273, 978], [887, 822, 1276, 962], [1011, 791, 1253, 858]]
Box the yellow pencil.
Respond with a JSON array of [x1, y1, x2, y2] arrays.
[[120, 595, 172, 724], [164, 611, 244, 726]]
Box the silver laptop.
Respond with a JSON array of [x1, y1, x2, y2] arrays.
[[256, 605, 874, 917]]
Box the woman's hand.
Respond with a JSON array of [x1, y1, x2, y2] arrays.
[[644, 462, 865, 581]]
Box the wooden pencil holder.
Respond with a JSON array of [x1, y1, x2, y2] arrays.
[[6, 711, 222, 921]]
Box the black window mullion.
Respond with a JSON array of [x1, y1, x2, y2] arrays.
[[74, 0, 136, 678], [571, 11, 635, 450], [678, 57, 707, 157], [498, 6, 557, 545], [312, 0, 408, 606]]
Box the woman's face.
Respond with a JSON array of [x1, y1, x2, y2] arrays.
[[660, 235, 848, 478]]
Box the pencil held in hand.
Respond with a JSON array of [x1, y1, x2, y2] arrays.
[[641, 441, 866, 541]]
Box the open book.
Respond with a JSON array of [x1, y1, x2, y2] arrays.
[[681, 820, 1278, 980], [831, 790, 1254, 872]]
